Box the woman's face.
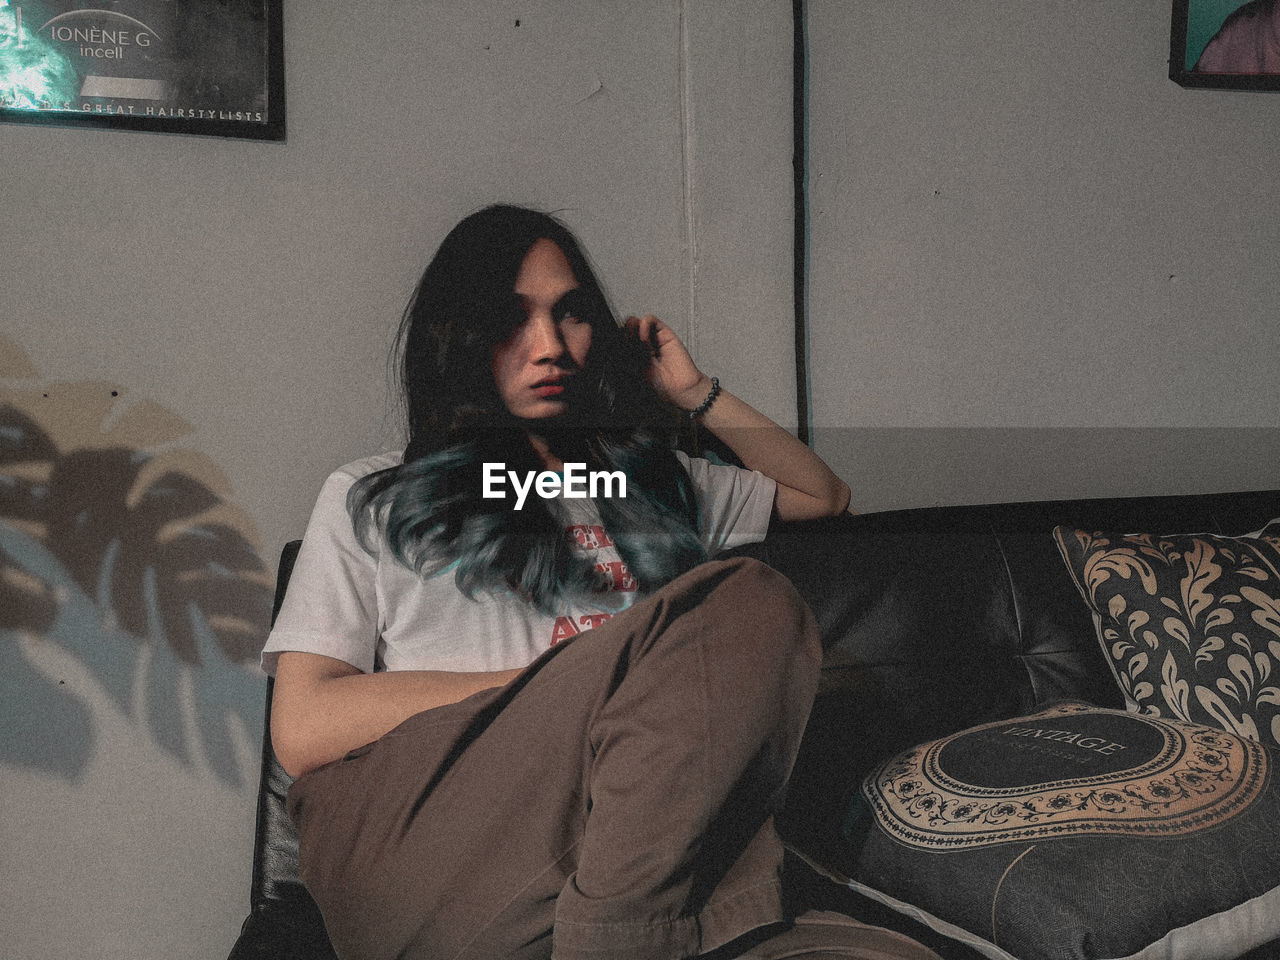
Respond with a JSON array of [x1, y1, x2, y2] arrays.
[[491, 238, 593, 421]]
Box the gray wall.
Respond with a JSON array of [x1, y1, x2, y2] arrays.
[[806, 0, 1280, 512], [0, 3, 792, 956]]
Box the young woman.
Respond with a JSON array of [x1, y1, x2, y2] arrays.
[[263, 205, 938, 960]]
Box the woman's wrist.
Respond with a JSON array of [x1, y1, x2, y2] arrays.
[[684, 376, 720, 420], [673, 373, 715, 413]]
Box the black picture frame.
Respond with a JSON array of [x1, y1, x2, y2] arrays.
[[1, 1, 286, 140], [1170, 0, 1280, 89]]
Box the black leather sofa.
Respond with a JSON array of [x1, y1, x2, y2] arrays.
[[228, 488, 1280, 960]]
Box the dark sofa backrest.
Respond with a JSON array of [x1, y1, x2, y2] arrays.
[[729, 489, 1280, 848]]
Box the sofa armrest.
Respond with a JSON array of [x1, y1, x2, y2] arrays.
[[227, 898, 338, 960], [228, 540, 337, 959]]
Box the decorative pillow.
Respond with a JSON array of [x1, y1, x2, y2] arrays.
[[1053, 520, 1280, 749], [837, 702, 1280, 960]]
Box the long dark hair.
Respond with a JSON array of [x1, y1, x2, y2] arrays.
[[348, 204, 706, 611]]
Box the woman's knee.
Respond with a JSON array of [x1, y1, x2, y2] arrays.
[[705, 557, 821, 661]]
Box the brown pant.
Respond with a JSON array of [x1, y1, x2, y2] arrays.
[[287, 557, 823, 960]]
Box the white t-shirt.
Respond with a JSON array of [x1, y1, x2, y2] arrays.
[[261, 450, 776, 676]]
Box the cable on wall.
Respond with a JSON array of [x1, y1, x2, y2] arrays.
[[792, 0, 812, 446]]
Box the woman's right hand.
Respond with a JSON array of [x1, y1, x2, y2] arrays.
[[271, 652, 521, 778]]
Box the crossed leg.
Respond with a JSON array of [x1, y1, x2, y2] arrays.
[[288, 557, 824, 960]]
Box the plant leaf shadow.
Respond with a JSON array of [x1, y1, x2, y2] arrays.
[[2, 399, 272, 787]]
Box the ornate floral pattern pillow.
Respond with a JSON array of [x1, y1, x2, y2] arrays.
[[1054, 520, 1280, 748]]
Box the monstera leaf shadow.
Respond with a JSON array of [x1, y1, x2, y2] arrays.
[[1, 400, 273, 787]]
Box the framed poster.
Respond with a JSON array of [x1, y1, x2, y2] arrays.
[[0, 1, 285, 139], [1170, 0, 1280, 89]]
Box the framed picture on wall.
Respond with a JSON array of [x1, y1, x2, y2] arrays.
[[0, 0, 285, 139], [1170, 0, 1280, 88]]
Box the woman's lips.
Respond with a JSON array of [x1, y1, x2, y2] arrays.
[[532, 382, 565, 397]]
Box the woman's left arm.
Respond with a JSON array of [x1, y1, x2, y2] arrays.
[[626, 315, 852, 520]]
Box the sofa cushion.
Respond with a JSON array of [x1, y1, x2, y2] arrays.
[[1054, 520, 1280, 749], [836, 702, 1280, 960]]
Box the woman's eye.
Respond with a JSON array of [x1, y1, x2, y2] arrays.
[[555, 291, 589, 325]]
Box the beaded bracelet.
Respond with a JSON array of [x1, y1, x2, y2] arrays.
[[687, 376, 720, 420]]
